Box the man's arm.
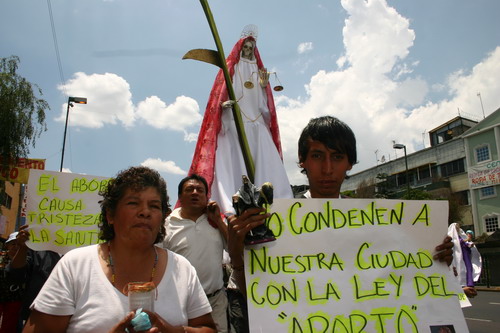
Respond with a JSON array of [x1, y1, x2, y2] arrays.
[[11, 224, 30, 269], [227, 207, 269, 297], [434, 236, 453, 266]]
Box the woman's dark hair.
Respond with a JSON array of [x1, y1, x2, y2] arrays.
[[178, 174, 209, 197], [98, 166, 170, 243], [298, 116, 357, 173]]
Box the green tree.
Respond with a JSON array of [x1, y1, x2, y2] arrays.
[[341, 190, 357, 198], [401, 188, 433, 200], [0, 55, 49, 166], [0, 56, 49, 194], [374, 173, 395, 199]]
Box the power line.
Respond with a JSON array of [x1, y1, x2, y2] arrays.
[[46, 0, 67, 96], [47, 0, 74, 170]]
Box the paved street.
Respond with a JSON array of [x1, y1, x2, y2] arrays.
[[463, 290, 500, 333]]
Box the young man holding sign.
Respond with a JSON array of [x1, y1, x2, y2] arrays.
[[227, 115, 454, 294]]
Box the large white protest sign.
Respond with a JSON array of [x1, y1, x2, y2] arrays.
[[244, 198, 468, 332], [25, 169, 111, 254]]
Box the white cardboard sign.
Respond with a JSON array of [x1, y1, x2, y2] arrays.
[[25, 169, 110, 254], [245, 198, 468, 333]]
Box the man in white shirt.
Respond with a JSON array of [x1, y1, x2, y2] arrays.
[[164, 174, 228, 333]]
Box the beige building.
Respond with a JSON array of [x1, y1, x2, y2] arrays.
[[1, 181, 22, 240], [341, 114, 489, 229]]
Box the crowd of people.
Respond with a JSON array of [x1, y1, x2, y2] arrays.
[[2, 114, 457, 333], [2, 27, 461, 333], [0, 226, 60, 332]]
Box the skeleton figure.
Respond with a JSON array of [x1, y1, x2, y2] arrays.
[[241, 39, 255, 60], [233, 175, 276, 245]]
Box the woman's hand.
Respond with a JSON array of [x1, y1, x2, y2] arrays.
[[142, 311, 174, 332], [109, 312, 135, 332], [109, 311, 162, 333], [142, 311, 216, 333]]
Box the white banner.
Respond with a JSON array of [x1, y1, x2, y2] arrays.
[[25, 169, 111, 254], [244, 198, 468, 333], [468, 160, 500, 189]]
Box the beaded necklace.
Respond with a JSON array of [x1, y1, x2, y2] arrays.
[[107, 242, 158, 287]]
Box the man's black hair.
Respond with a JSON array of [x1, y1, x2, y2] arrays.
[[298, 116, 357, 173]]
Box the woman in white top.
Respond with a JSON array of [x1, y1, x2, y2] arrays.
[[23, 166, 216, 333]]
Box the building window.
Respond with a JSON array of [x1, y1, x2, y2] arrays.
[[419, 168, 430, 180], [440, 159, 465, 177], [453, 190, 470, 205], [1, 193, 12, 209], [484, 215, 499, 233], [396, 173, 408, 187], [475, 144, 490, 163], [479, 186, 496, 199]]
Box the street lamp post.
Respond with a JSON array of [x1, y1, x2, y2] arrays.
[[477, 92, 485, 119], [60, 97, 87, 172], [393, 143, 410, 195]]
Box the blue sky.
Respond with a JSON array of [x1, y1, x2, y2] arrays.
[[3, 0, 500, 203]]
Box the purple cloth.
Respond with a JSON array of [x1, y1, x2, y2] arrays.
[[460, 238, 474, 287]]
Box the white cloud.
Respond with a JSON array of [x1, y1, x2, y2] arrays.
[[57, 72, 135, 128], [431, 83, 446, 93], [297, 42, 313, 54], [277, 0, 500, 186], [392, 61, 417, 80], [390, 77, 428, 107], [136, 95, 202, 133], [294, 59, 313, 74], [56, 73, 201, 137], [295, 42, 314, 73], [141, 158, 186, 175], [336, 55, 347, 69], [340, 0, 414, 77], [447, 47, 500, 112], [183, 131, 198, 143]]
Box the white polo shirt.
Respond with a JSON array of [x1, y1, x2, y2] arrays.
[[163, 208, 226, 295]]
